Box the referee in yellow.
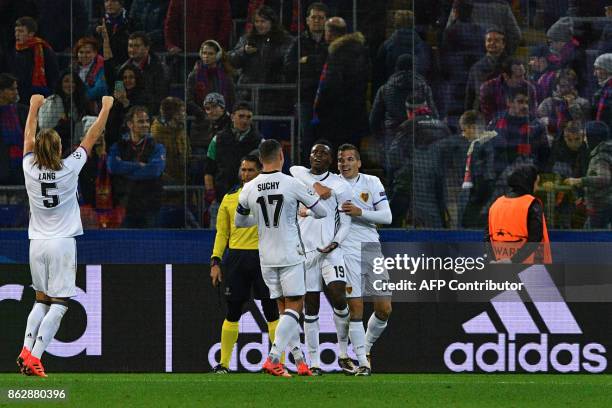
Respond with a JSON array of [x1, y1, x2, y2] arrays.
[[210, 154, 279, 373]]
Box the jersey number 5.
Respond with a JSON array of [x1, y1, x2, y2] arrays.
[[256, 194, 284, 227], [41, 182, 59, 208]]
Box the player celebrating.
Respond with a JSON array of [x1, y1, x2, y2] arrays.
[[210, 155, 281, 374], [235, 139, 327, 377], [338, 144, 392, 373], [17, 94, 113, 377], [289, 142, 358, 376]]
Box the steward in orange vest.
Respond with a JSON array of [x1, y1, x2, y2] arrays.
[[486, 164, 552, 263]]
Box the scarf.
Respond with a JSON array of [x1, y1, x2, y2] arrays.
[[596, 78, 612, 122], [194, 61, 229, 105], [104, 8, 128, 35], [0, 105, 24, 170], [15, 37, 51, 88], [85, 54, 105, 88], [312, 62, 329, 124]]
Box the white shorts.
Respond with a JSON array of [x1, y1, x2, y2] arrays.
[[344, 243, 391, 299], [29, 238, 77, 298], [304, 248, 347, 292], [261, 263, 306, 299]]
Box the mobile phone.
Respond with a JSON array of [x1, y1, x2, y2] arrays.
[[114, 81, 125, 93]]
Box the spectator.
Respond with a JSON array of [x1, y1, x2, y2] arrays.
[[205, 101, 262, 207], [479, 58, 538, 123], [442, 0, 485, 55], [187, 40, 236, 151], [107, 105, 166, 228], [459, 110, 497, 228], [0, 73, 27, 185], [105, 31, 169, 114], [11, 16, 59, 101], [544, 120, 589, 228], [105, 65, 149, 146], [490, 86, 550, 179], [38, 71, 92, 157], [152, 96, 197, 227], [284, 2, 329, 163], [528, 45, 558, 104], [313, 16, 369, 148], [465, 27, 506, 112], [165, 0, 232, 53], [565, 121, 612, 228], [373, 10, 432, 92], [370, 54, 438, 179], [538, 69, 591, 139], [388, 93, 451, 228], [546, 17, 585, 87], [593, 53, 612, 127], [0, 1, 38, 73], [446, 0, 521, 55], [229, 5, 293, 115], [129, 0, 169, 52], [73, 37, 108, 110], [152, 97, 190, 185], [37, 0, 88, 52], [94, 0, 132, 65]]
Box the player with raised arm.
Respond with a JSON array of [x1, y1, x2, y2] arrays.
[[289, 142, 356, 376], [338, 144, 392, 374], [235, 139, 327, 377], [17, 94, 114, 377]]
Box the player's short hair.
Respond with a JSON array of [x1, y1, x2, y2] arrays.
[[15, 16, 37, 34], [337, 143, 360, 160], [459, 110, 485, 128], [125, 105, 149, 123], [311, 139, 333, 151], [307, 2, 329, 17], [128, 31, 151, 48], [0, 73, 17, 90], [241, 154, 262, 170], [259, 139, 282, 163]]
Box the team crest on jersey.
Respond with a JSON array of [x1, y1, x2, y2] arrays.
[[360, 192, 369, 202], [72, 151, 82, 159], [346, 286, 353, 294]]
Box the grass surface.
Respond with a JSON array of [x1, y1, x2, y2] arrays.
[[0, 373, 611, 407]]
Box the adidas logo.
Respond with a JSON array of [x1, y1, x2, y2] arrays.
[[444, 265, 607, 373]]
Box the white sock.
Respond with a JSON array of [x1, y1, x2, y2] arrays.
[[333, 307, 350, 358], [349, 320, 369, 367], [31, 303, 68, 359], [304, 314, 320, 367], [269, 310, 300, 363], [287, 328, 305, 365], [23, 302, 49, 350], [365, 313, 388, 354]]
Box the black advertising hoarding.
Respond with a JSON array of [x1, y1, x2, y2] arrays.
[[1, 264, 611, 373]]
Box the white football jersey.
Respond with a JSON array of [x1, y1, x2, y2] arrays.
[[342, 173, 388, 250], [23, 147, 87, 239], [297, 171, 352, 252], [238, 170, 320, 267]]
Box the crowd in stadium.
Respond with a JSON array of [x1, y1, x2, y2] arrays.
[[1, 0, 612, 230]]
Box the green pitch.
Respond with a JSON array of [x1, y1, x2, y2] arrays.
[[1, 373, 611, 407]]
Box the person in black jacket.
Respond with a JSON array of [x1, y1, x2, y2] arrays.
[[313, 17, 370, 148], [284, 2, 329, 163]]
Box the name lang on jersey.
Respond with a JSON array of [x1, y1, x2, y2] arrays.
[[38, 172, 56, 181], [257, 181, 279, 192]]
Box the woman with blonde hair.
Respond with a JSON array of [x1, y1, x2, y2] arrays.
[[16, 94, 113, 378]]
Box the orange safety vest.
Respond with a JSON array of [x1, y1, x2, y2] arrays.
[[488, 194, 552, 264]]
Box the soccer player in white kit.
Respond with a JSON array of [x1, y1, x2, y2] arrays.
[[337, 144, 392, 371], [16, 94, 114, 377], [290, 142, 369, 376], [235, 139, 327, 377]]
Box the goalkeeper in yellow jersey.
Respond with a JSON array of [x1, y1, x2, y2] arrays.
[[210, 154, 279, 373]]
